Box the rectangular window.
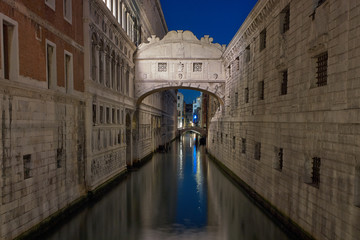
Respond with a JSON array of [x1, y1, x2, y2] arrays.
[[245, 88, 249, 103], [254, 142, 261, 160], [232, 136, 236, 149], [317, 0, 326, 7], [275, 147, 283, 171], [106, 107, 110, 124], [311, 157, 321, 188], [23, 154, 31, 179], [241, 138, 246, 154], [117, 109, 120, 124], [92, 104, 97, 124], [260, 29, 267, 51], [316, 52, 328, 87], [245, 45, 251, 62], [100, 106, 104, 123], [236, 57, 240, 71], [193, 62, 202, 72], [64, 52, 73, 93], [46, 41, 56, 89], [63, 0, 72, 23], [45, 0, 56, 10], [158, 62, 167, 72], [281, 5, 290, 33], [281, 70, 288, 95], [235, 92, 238, 107], [2, 19, 18, 80], [56, 148, 63, 168], [112, 108, 115, 123], [258, 81, 264, 100]]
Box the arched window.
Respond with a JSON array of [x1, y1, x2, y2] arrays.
[[117, 56, 121, 91], [120, 60, 124, 93], [99, 40, 104, 84], [111, 51, 116, 89], [125, 68, 129, 95], [91, 33, 97, 81], [105, 46, 110, 87]]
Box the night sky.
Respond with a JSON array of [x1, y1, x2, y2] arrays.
[[160, 0, 258, 103]]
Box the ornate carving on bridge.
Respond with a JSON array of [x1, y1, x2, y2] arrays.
[[135, 30, 226, 105]]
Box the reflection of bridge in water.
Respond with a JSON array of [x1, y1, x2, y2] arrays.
[[178, 127, 207, 137]]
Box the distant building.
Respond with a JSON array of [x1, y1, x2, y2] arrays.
[[177, 92, 185, 128], [185, 103, 193, 127]]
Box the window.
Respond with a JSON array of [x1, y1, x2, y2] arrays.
[[281, 5, 290, 33], [260, 29, 267, 51], [46, 40, 56, 89], [245, 88, 249, 103], [56, 148, 63, 168], [236, 57, 240, 71], [64, 51, 73, 93], [281, 70, 288, 95], [118, 130, 121, 144], [117, 0, 121, 24], [245, 45, 251, 62], [117, 109, 120, 124], [106, 107, 110, 123], [232, 136, 236, 149], [112, 108, 115, 123], [63, 0, 72, 23], [45, 0, 56, 10], [193, 63, 202, 72], [258, 81, 264, 100], [316, 52, 328, 86], [221, 133, 223, 144], [355, 166, 360, 207], [92, 104, 97, 124], [99, 42, 104, 84], [274, 147, 283, 171], [125, 70, 129, 95], [1, 18, 18, 80], [23, 154, 31, 179], [111, 53, 115, 89], [122, 4, 126, 30], [91, 34, 97, 81], [100, 106, 104, 123], [311, 157, 321, 188], [254, 142, 261, 160], [117, 60, 121, 91], [317, 0, 326, 7], [241, 138, 246, 154], [105, 48, 110, 87], [158, 62, 167, 72]]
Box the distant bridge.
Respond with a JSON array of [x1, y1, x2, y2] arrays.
[[178, 127, 207, 137]]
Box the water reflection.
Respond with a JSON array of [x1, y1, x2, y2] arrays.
[[44, 133, 290, 240]]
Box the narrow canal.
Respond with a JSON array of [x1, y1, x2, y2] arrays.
[[44, 133, 291, 240]]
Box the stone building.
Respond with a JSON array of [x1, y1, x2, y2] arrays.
[[208, 0, 360, 239], [0, 0, 176, 239], [83, 0, 176, 190], [177, 92, 184, 128]]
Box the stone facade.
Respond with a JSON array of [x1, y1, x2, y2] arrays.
[[208, 0, 360, 239], [0, 0, 176, 239]]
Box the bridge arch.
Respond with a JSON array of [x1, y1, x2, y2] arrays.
[[134, 30, 226, 105]]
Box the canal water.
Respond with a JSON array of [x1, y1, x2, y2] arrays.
[[44, 133, 291, 240]]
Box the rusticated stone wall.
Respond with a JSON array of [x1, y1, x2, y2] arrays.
[[208, 1, 360, 240]]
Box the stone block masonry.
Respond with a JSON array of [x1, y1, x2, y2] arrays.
[[208, 1, 360, 240]]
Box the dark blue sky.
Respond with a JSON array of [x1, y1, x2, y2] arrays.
[[160, 0, 258, 103]]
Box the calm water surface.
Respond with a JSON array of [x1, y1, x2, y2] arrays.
[[45, 133, 291, 240]]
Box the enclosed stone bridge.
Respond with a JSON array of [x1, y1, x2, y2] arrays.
[[178, 127, 207, 137], [134, 30, 226, 105]]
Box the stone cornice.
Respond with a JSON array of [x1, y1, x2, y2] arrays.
[[224, 0, 278, 65]]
